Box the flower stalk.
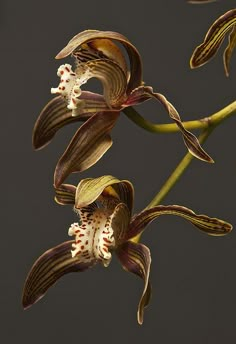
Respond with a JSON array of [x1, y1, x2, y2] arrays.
[[123, 100, 236, 134]]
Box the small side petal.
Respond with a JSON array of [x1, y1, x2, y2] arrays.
[[33, 92, 109, 150], [125, 86, 213, 163], [116, 241, 151, 325], [224, 25, 236, 77], [54, 111, 119, 187], [127, 205, 233, 240], [54, 184, 76, 205], [22, 241, 95, 309], [190, 9, 236, 70]]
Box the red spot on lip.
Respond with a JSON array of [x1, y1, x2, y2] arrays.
[[85, 240, 88, 245], [60, 70, 64, 75], [103, 247, 108, 252], [76, 240, 82, 244], [103, 238, 112, 244], [81, 245, 84, 250], [79, 234, 84, 237], [65, 66, 70, 72], [61, 86, 65, 90]]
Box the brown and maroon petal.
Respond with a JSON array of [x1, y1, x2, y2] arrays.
[[75, 175, 134, 213], [116, 241, 151, 325], [83, 59, 127, 108], [54, 184, 76, 205], [33, 92, 110, 150], [73, 38, 128, 76], [55, 30, 143, 95], [124, 85, 213, 163], [22, 241, 96, 309], [127, 205, 233, 240], [110, 203, 131, 246], [54, 111, 120, 188]]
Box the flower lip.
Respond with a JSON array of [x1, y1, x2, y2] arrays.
[[51, 63, 91, 115], [68, 206, 115, 267]]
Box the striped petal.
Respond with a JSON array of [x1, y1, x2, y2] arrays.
[[75, 175, 134, 213], [190, 9, 236, 75], [111, 203, 131, 246], [73, 38, 128, 76], [54, 111, 119, 187], [33, 92, 109, 150], [116, 241, 151, 325], [54, 184, 76, 205], [224, 25, 236, 77], [81, 59, 127, 108], [127, 205, 232, 240], [22, 241, 95, 309], [55, 30, 142, 95], [124, 86, 213, 163]]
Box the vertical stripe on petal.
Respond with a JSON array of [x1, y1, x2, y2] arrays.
[[116, 241, 151, 325]]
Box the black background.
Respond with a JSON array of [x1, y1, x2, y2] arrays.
[[2, 0, 236, 343]]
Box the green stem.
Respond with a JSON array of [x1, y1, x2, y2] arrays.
[[123, 100, 236, 133], [146, 128, 214, 208]]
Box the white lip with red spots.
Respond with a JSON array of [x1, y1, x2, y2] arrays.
[[68, 208, 115, 267], [51, 63, 91, 114]]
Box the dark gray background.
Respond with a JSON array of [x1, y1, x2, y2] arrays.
[[2, 0, 236, 343]]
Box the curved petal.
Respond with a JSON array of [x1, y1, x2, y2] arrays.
[[54, 111, 119, 187], [83, 59, 127, 108], [127, 205, 233, 240], [55, 30, 143, 95], [54, 184, 76, 205], [190, 9, 236, 71], [224, 25, 236, 77], [111, 203, 131, 246], [124, 86, 213, 163], [75, 175, 134, 213], [116, 241, 151, 325], [33, 92, 109, 150], [22, 241, 95, 309], [73, 38, 128, 76]]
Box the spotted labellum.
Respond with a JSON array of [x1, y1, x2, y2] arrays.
[[22, 176, 232, 324], [33, 30, 214, 188]]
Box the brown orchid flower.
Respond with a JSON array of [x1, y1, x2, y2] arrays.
[[22, 176, 232, 324], [190, 9, 236, 76], [33, 30, 213, 188]]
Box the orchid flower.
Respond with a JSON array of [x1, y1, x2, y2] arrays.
[[32, 30, 214, 188], [190, 9, 236, 76], [22, 176, 232, 324]]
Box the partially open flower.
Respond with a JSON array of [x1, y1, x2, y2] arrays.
[[33, 30, 214, 188], [190, 9, 236, 76], [22, 176, 232, 324]]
